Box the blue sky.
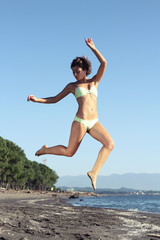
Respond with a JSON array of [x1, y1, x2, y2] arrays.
[[0, 0, 160, 177]]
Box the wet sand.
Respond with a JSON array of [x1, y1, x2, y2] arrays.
[[0, 190, 160, 240]]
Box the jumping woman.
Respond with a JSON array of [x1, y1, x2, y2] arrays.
[[27, 38, 115, 190]]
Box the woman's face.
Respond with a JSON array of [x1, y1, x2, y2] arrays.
[[72, 66, 87, 81]]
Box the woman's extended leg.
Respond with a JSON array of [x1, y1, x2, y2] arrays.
[[35, 121, 87, 156], [87, 122, 115, 190]]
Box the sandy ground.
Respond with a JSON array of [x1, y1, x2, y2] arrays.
[[0, 190, 160, 240]]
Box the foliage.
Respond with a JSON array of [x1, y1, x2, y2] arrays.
[[0, 137, 58, 190]]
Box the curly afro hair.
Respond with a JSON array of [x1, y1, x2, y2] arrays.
[[71, 56, 92, 76]]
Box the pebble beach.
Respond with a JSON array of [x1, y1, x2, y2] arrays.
[[0, 190, 160, 240]]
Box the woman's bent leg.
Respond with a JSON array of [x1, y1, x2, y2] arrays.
[[35, 121, 87, 156], [88, 122, 115, 190], [35, 144, 70, 156]]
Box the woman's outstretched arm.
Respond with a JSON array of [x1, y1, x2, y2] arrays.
[[85, 38, 107, 83], [27, 83, 72, 104]]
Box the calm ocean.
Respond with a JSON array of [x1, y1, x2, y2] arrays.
[[69, 195, 160, 213]]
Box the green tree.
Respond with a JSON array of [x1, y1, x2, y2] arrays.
[[0, 137, 58, 190], [0, 137, 10, 186]]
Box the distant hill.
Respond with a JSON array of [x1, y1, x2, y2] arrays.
[[55, 173, 160, 191]]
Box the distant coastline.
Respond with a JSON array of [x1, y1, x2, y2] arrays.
[[59, 186, 160, 196], [56, 173, 160, 191]]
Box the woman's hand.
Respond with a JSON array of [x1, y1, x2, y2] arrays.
[[85, 38, 96, 50], [27, 95, 38, 102]]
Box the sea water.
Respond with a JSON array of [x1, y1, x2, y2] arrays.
[[69, 194, 160, 213]]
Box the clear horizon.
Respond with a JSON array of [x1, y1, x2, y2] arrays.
[[55, 173, 160, 191]]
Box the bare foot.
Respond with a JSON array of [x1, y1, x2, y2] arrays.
[[35, 145, 48, 156], [87, 171, 97, 190]]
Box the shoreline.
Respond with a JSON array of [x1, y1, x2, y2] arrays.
[[0, 190, 160, 239]]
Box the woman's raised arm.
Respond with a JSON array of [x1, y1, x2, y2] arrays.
[[85, 38, 107, 83]]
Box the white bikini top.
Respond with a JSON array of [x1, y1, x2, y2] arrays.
[[75, 86, 98, 99]]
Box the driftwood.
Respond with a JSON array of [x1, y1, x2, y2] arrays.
[[147, 233, 160, 238], [69, 193, 79, 199]]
